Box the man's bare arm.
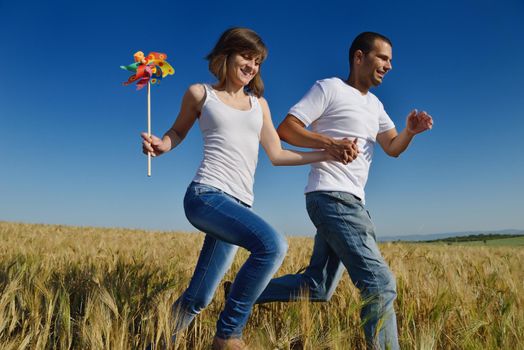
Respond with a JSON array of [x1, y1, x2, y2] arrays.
[[277, 114, 358, 164]]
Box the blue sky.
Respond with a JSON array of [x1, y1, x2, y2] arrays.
[[1, 0, 523, 237]]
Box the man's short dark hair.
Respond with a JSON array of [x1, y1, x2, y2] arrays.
[[349, 32, 392, 69]]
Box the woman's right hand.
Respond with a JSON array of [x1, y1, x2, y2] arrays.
[[141, 132, 168, 157]]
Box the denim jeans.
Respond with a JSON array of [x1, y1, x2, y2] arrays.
[[257, 191, 399, 350], [172, 182, 288, 339]]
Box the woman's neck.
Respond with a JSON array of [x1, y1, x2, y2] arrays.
[[214, 80, 246, 98]]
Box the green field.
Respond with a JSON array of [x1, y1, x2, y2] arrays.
[[427, 236, 524, 247], [463, 236, 524, 246]]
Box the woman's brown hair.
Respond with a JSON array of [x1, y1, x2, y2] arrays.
[[206, 27, 268, 97]]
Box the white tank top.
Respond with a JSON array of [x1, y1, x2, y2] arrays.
[[192, 84, 263, 206]]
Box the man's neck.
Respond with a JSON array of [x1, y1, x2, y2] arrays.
[[346, 74, 370, 95]]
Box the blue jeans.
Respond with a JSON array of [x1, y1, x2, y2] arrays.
[[172, 182, 288, 339], [257, 191, 399, 350]]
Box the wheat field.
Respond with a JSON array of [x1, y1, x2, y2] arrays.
[[0, 221, 522, 349]]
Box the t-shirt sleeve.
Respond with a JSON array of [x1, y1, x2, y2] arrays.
[[378, 100, 395, 133], [288, 81, 329, 127]]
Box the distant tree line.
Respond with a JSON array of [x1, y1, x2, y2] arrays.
[[422, 234, 524, 243]]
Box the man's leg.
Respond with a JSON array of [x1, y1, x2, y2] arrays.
[[256, 229, 344, 303], [307, 191, 399, 350]]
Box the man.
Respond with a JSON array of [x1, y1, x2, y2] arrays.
[[256, 32, 433, 349]]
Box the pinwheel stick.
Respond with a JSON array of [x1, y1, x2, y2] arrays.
[[120, 51, 174, 177], [147, 81, 152, 177]]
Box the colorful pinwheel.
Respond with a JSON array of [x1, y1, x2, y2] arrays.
[[120, 51, 174, 90], [120, 51, 174, 176]]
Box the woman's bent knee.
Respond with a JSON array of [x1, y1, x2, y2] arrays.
[[255, 230, 288, 261], [274, 236, 288, 260]]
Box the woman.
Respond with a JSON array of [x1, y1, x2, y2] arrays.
[[142, 27, 336, 349]]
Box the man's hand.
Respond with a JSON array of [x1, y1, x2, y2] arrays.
[[378, 109, 434, 157], [406, 110, 433, 135], [326, 138, 359, 164], [277, 114, 359, 164]]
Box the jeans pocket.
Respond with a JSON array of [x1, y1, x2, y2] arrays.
[[192, 183, 220, 196], [185, 183, 219, 208]]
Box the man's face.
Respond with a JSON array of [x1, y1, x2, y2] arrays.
[[358, 39, 393, 88]]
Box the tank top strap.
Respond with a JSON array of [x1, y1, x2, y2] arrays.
[[249, 94, 259, 110], [203, 83, 216, 102]]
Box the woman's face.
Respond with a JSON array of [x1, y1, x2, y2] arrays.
[[226, 52, 261, 86]]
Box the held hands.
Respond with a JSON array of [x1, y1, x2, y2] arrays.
[[406, 110, 433, 135], [141, 132, 168, 157], [326, 138, 359, 164]]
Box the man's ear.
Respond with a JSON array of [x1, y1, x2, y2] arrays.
[[353, 50, 364, 66]]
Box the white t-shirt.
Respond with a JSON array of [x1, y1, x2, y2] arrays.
[[193, 84, 263, 206], [289, 77, 395, 203]]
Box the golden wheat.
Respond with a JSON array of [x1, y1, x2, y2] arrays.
[[0, 221, 522, 349]]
